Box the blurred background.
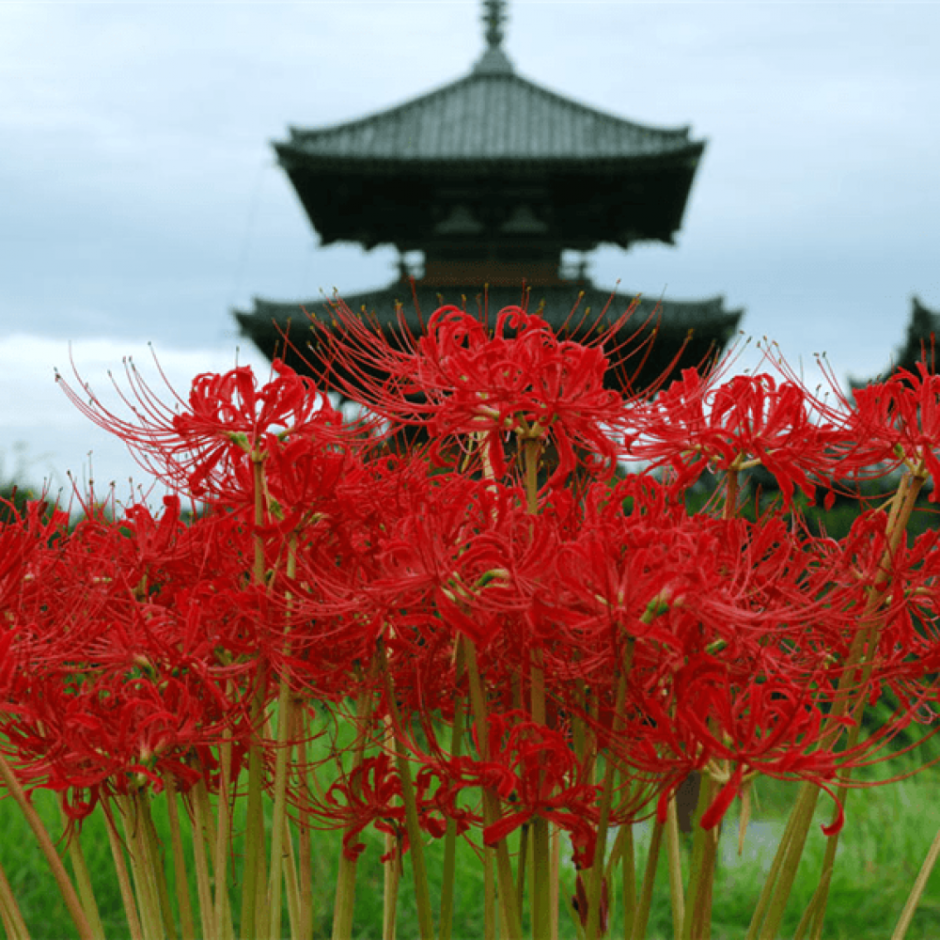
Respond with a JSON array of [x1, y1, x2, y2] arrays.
[[1, 1, 938, 494]]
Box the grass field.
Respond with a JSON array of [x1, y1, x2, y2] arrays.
[[2, 760, 940, 939]]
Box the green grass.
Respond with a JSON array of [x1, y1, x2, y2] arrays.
[[3, 765, 940, 939]]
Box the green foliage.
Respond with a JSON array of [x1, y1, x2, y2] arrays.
[[3, 769, 940, 938]]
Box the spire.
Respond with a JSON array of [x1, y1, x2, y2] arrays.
[[472, 0, 514, 75], [483, 0, 507, 49]]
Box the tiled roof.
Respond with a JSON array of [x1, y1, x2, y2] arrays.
[[279, 69, 702, 167]]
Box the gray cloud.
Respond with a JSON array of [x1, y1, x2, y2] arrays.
[[1, 1, 939, 483]]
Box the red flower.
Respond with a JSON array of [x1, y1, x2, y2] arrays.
[[309, 300, 636, 485], [626, 369, 839, 505], [845, 362, 940, 496], [467, 712, 600, 868], [57, 356, 346, 497]]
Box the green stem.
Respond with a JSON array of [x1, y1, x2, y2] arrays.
[[750, 780, 820, 940], [267, 533, 299, 940], [794, 867, 833, 940], [141, 792, 178, 940], [282, 824, 302, 940], [266, 674, 296, 940], [891, 824, 940, 940], [484, 844, 496, 940], [522, 438, 541, 514], [242, 452, 271, 939], [297, 723, 316, 940], [680, 774, 718, 940], [585, 640, 635, 940], [164, 778, 197, 940], [212, 736, 236, 940], [530, 646, 552, 940], [516, 824, 529, 929], [464, 638, 524, 939], [0, 856, 30, 940], [439, 642, 467, 940], [664, 798, 685, 940], [59, 798, 106, 940], [117, 793, 163, 940], [189, 777, 218, 940], [615, 823, 637, 940], [241, 671, 269, 939], [0, 752, 95, 940], [381, 646, 436, 940], [332, 672, 376, 940], [631, 815, 665, 940], [102, 800, 145, 940], [383, 826, 401, 940]]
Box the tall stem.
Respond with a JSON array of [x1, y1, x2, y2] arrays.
[[664, 798, 685, 940], [753, 471, 924, 939], [585, 640, 635, 940], [464, 637, 524, 938], [331, 672, 376, 940], [102, 800, 145, 940], [439, 640, 467, 940], [188, 777, 218, 940], [0, 857, 29, 940], [267, 532, 299, 940], [680, 773, 718, 940], [59, 798, 106, 940], [212, 734, 235, 940], [242, 451, 270, 938], [164, 777, 196, 940], [380, 644, 436, 940], [631, 816, 665, 940], [0, 753, 95, 940]]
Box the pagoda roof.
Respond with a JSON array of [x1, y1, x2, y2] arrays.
[[277, 69, 703, 170], [235, 281, 742, 395], [274, 2, 706, 252]]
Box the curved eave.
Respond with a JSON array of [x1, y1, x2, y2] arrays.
[[234, 282, 743, 395], [274, 140, 705, 175]]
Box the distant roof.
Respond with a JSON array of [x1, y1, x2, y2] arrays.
[[850, 295, 939, 387], [276, 0, 701, 171], [277, 71, 702, 169], [275, 1, 705, 251]]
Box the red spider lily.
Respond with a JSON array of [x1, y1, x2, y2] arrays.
[[547, 487, 846, 694], [308, 301, 636, 486], [56, 356, 347, 498], [844, 362, 940, 494], [323, 754, 406, 861], [632, 661, 849, 836], [626, 369, 840, 506], [368, 473, 557, 650], [0, 500, 271, 807], [430, 711, 601, 869]]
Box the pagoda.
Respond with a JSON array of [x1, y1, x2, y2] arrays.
[[868, 296, 940, 379], [235, 0, 743, 392]]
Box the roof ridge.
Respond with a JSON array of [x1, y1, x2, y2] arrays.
[[289, 67, 694, 146]]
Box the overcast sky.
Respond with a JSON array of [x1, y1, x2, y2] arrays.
[[1, 1, 939, 494]]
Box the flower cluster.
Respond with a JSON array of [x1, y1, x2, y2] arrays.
[[3, 305, 940, 939]]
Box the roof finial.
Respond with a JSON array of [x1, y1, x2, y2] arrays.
[[473, 0, 513, 75], [483, 0, 507, 50]]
